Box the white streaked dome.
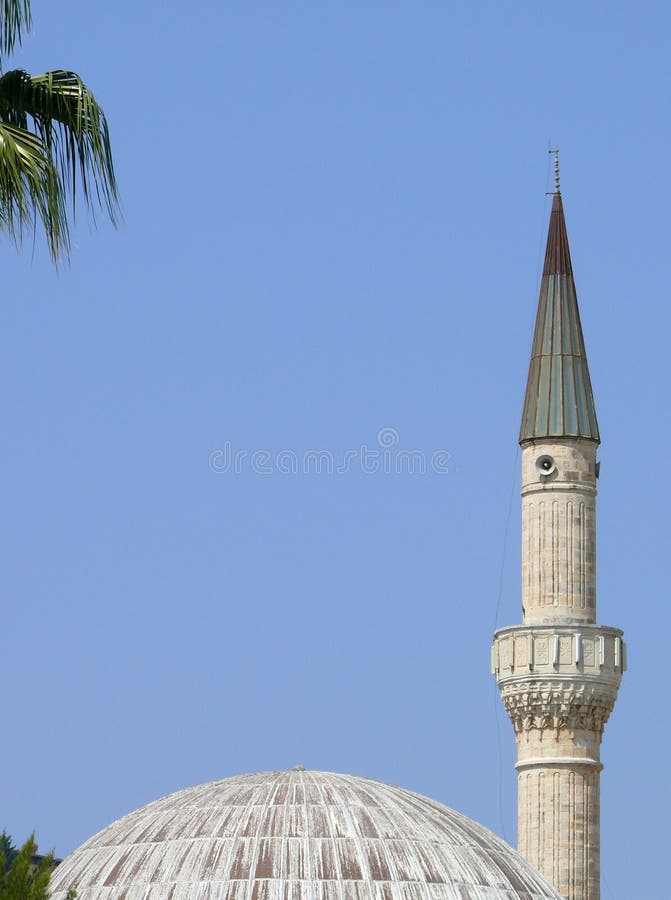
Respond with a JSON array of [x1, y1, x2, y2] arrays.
[[49, 769, 560, 899]]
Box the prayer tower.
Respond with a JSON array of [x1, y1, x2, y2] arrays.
[[492, 177, 625, 900]]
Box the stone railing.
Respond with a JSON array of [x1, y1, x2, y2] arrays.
[[492, 624, 625, 737]]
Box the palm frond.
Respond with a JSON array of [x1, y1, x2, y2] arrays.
[[0, 67, 119, 259], [0, 68, 119, 218], [0, 119, 67, 259], [0, 0, 31, 60]]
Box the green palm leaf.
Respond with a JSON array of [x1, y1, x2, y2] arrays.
[[0, 1, 119, 262], [0, 68, 119, 260], [0, 119, 66, 258], [0, 0, 31, 59]]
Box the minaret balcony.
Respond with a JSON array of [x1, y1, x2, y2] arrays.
[[492, 623, 625, 681], [492, 624, 625, 742]]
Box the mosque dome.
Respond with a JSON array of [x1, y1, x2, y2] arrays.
[[49, 768, 561, 899]]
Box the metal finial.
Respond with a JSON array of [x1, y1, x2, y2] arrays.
[[549, 148, 560, 193]]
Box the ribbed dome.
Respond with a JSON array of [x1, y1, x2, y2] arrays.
[[49, 770, 561, 900]]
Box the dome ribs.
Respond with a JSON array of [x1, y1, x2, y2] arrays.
[[49, 770, 562, 899]]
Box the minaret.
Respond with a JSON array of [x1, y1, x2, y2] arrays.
[[492, 167, 625, 900]]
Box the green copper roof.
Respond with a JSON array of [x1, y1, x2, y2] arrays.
[[519, 192, 600, 444]]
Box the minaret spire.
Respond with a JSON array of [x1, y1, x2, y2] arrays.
[[519, 184, 599, 443], [492, 176, 625, 900]]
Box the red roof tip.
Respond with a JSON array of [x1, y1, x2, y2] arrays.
[[543, 191, 573, 276]]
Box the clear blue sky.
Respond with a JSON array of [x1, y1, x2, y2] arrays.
[[2, 2, 668, 897]]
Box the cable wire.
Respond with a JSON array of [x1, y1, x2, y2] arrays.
[[492, 444, 520, 842]]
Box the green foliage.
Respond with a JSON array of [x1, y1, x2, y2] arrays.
[[0, 0, 29, 58], [0, 835, 75, 899], [0, 834, 18, 872], [0, 0, 119, 262]]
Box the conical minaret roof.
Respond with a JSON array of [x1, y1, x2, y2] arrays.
[[519, 191, 600, 444]]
